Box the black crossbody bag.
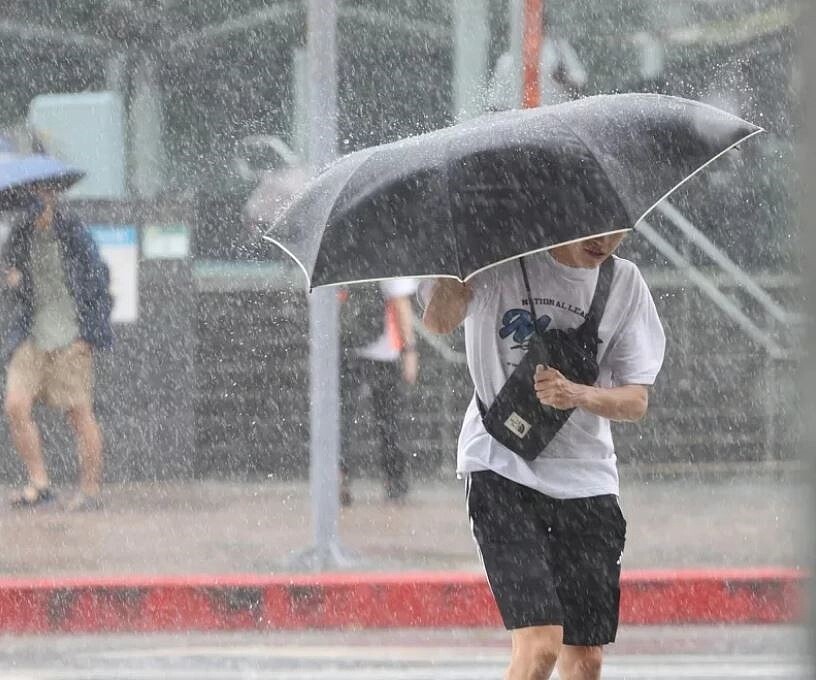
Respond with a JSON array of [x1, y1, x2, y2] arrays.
[[476, 256, 614, 461]]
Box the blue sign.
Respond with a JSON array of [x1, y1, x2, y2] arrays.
[[89, 225, 137, 247]]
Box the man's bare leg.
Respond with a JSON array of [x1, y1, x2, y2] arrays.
[[5, 389, 48, 490], [505, 625, 562, 680], [67, 404, 103, 497], [556, 645, 604, 680]]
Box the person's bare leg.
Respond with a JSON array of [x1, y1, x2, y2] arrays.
[[5, 389, 48, 489], [505, 625, 562, 680], [67, 404, 103, 496], [556, 645, 604, 680]]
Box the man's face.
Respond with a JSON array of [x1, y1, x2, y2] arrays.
[[549, 232, 627, 268], [30, 188, 56, 230]]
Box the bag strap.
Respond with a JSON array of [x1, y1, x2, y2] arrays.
[[580, 256, 615, 337], [518, 257, 538, 333], [518, 254, 615, 337], [475, 258, 537, 416]]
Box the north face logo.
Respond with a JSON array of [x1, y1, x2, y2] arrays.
[[504, 412, 531, 439]]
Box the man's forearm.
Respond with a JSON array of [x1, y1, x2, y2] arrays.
[[576, 384, 649, 422], [422, 279, 471, 334], [393, 296, 416, 348]]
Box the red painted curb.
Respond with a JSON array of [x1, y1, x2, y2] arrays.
[[620, 568, 805, 625], [0, 568, 805, 633]]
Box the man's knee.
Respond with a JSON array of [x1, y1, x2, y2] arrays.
[[512, 626, 562, 676], [4, 393, 32, 423], [558, 645, 604, 680], [67, 404, 96, 429]]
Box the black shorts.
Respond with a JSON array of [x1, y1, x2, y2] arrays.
[[467, 470, 627, 646]]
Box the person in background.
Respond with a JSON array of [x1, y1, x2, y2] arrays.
[[339, 278, 419, 505], [3, 188, 113, 511], [420, 234, 665, 680]]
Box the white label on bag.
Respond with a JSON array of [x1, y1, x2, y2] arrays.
[[504, 412, 531, 439]]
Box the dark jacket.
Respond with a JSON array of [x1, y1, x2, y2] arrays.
[[2, 208, 114, 359]]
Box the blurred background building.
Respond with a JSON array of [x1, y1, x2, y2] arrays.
[[0, 0, 801, 482]]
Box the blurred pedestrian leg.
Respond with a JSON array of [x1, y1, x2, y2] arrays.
[[339, 279, 419, 504]]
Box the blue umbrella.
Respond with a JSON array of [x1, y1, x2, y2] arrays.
[[0, 153, 85, 210], [0, 136, 17, 153]]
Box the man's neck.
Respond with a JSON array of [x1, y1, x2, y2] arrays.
[[33, 205, 55, 232]]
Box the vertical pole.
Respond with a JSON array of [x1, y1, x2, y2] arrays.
[[105, 52, 130, 196], [453, 0, 489, 121], [306, 2, 338, 172], [508, 0, 524, 108], [304, 0, 344, 569], [105, 52, 127, 94], [291, 47, 308, 160], [129, 53, 165, 199], [763, 359, 778, 463], [521, 0, 543, 108]]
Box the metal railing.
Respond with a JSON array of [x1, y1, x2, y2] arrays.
[[639, 200, 799, 361], [655, 202, 801, 326]]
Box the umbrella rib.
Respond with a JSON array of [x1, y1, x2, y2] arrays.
[[321, 148, 382, 224], [260, 233, 313, 290], [551, 113, 635, 228]]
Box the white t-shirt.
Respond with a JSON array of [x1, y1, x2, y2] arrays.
[[356, 278, 419, 362], [420, 252, 665, 499]]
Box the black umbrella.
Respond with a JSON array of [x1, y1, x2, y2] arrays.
[[0, 153, 85, 210], [261, 93, 762, 289]]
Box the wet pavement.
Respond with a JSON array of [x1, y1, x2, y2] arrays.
[[0, 625, 808, 679], [0, 465, 806, 577]]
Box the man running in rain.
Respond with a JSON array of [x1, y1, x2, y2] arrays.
[[420, 233, 664, 680]]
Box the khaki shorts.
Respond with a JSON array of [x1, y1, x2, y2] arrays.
[[6, 340, 94, 410]]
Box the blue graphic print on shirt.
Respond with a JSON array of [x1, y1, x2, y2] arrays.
[[499, 308, 552, 346]]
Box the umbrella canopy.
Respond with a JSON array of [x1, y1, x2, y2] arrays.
[[0, 153, 85, 210], [262, 93, 762, 289]]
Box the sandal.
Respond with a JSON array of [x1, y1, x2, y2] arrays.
[[10, 485, 55, 509]]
